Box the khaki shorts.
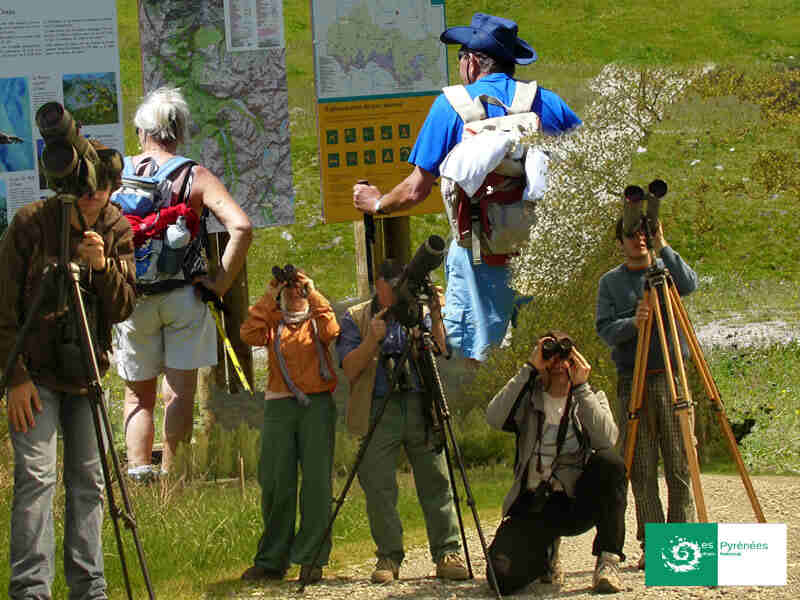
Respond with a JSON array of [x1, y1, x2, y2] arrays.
[[113, 285, 217, 381]]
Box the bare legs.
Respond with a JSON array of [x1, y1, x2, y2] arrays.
[[123, 368, 198, 472]]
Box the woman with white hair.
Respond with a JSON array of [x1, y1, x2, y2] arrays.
[[113, 87, 252, 479]]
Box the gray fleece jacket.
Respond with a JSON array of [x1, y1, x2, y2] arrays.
[[486, 363, 618, 516]]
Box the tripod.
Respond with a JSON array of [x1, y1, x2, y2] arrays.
[[623, 240, 765, 524], [300, 302, 502, 598], [0, 195, 156, 599]]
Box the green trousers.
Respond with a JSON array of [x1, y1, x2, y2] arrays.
[[254, 393, 336, 572], [357, 390, 461, 565]]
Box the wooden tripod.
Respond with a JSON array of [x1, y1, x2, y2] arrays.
[[623, 262, 765, 523]]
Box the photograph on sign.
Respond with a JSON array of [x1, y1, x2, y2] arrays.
[[0, 0, 125, 223]]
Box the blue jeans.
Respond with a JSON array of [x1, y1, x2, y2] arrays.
[[9, 385, 107, 600]]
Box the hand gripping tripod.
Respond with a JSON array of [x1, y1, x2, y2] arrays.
[[300, 301, 502, 598], [0, 195, 155, 599], [623, 233, 765, 524]]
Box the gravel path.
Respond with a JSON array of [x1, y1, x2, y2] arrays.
[[223, 474, 798, 599]]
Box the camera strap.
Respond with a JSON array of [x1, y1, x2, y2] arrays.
[[535, 388, 573, 475], [273, 315, 333, 407]]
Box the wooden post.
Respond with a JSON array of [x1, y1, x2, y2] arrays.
[[217, 232, 254, 394], [354, 215, 411, 297], [353, 219, 371, 299]]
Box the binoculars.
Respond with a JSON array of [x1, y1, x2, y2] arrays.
[[622, 179, 668, 238], [272, 264, 308, 297], [541, 337, 573, 361]]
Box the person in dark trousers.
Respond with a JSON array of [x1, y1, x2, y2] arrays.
[[238, 270, 340, 584], [336, 260, 469, 584], [596, 219, 699, 569], [486, 332, 627, 595]]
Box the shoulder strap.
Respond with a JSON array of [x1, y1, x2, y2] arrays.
[[508, 80, 538, 115], [442, 85, 487, 123], [152, 156, 196, 182], [122, 156, 136, 176]]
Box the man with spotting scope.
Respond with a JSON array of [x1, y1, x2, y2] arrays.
[[595, 188, 699, 570]]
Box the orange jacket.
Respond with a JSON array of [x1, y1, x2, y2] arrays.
[[240, 289, 339, 396]]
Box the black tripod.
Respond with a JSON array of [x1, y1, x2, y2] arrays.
[[300, 301, 502, 598], [0, 195, 156, 599]]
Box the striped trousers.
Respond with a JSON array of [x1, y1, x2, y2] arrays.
[[617, 372, 696, 542]]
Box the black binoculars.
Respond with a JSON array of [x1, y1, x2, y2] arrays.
[[541, 337, 573, 361], [272, 264, 298, 284]]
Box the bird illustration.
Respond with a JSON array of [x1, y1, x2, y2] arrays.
[[0, 130, 23, 144]]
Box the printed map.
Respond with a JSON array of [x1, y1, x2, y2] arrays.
[[313, 0, 447, 100], [138, 0, 293, 231]]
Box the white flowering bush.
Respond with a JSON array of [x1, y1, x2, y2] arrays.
[[512, 64, 697, 296]]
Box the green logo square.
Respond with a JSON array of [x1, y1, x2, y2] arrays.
[[364, 149, 376, 165], [326, 130, 338, 145], [362, 127, 374, 142], [646, 523, 717, 586], [380, 125, 393, 140], [346, 151, 358, 166], [345, 128, 356, 143], [327, 153, 340, 168]]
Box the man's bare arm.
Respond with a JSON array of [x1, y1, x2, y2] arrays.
[[353, 166, 437, 215]]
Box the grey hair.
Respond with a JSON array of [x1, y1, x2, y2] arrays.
[[462, 47, 516, 77], [134, 86, 190, 145]]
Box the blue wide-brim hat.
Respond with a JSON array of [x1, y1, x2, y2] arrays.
[[440, 13, 537, 65]]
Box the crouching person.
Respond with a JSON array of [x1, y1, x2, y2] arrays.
[[485, 332, 627, 595], [239, 268, 340, 584]]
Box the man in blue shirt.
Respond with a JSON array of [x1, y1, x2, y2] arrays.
[[336, 260, 468, 584], [353, 13, 581, 364]]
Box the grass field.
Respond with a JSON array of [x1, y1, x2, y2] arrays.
[[0, 1, 798, 597]]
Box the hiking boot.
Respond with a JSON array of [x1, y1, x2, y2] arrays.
[[299, 565, 323, 584], [240, 565, 284, 581], [371, 557, 399, 584], [593, 552, 624, 593], [436, 552, 469, 580], [539, 537, 563, 585]]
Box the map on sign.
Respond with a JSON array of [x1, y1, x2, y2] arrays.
[[138, 0, 293, 231], [312, 0, 447, 100]]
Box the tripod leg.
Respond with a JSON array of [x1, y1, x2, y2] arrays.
[[432, 395, 473, 578], [625, 289, 653, 476], [421, 346, 502, 599], [299, 339, 415, 593], [67, 268, 156, 599], [87, 394, 134, 600], [650, 285, 708, 522], [668, 285, 766, 522]]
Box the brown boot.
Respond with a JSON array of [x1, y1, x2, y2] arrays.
[[371, 557, 399, 584], [436, 552, 469, 580], [593, 552, 624, 593]]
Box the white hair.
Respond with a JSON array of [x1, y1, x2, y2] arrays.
[[134, 86, 190, 145]]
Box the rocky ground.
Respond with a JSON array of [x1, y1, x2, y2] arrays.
[[223, 474, 798, 599]]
